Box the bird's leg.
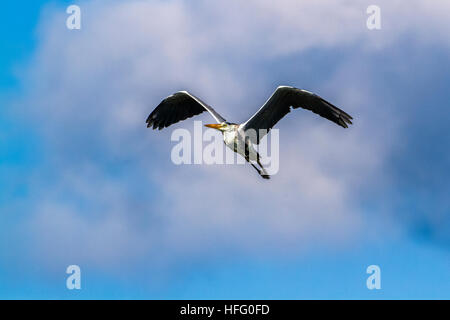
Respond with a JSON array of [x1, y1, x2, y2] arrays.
[[244, 153, 265, 178], [245, 156, 270, 180], [244, 137, 270, 179], [256, 157, 270, 179], [250, 162, 262, 175], [248, 162, 269, 179]]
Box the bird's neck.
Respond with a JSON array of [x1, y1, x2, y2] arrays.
[[224, 124, 238, 131]]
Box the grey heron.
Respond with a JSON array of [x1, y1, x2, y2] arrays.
[[146, 86, 353, 179]]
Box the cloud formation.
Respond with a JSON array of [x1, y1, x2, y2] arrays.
[[9, 0, 450, 272]]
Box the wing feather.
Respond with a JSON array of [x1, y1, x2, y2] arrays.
[[146, 91, 226, 129], [241, 86, 353, 143]]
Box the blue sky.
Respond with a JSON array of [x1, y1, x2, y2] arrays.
[[0, 0, 449, 299]]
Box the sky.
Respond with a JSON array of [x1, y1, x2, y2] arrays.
[[0, 0, 449, 299]]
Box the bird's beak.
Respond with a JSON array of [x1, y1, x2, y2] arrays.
[[204, 124, 222, 130]]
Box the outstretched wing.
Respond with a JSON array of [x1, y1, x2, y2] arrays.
[[146, 91, 226, 130], [240, 86, 353, 144]]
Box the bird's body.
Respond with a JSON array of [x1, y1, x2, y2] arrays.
[[222, 125, 255, 160], [146, 86, 353, 179], [204, 122, 270, 177]]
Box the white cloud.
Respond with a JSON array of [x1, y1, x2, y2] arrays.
[[18, 0, 450, 270]]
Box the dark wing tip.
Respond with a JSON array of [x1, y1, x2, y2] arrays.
[[337, 113, 353, 128], [146, 113, 156, 129], [339, 118, 348, 128], [341, 111, 353, 127], [317, 96, 353, 128], [145, 91, 210, 130]]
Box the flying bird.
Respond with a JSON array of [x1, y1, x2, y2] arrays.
[[146, 86, 353, 179]]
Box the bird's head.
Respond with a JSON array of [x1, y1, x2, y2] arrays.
[[204, 122, 229, 131]]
